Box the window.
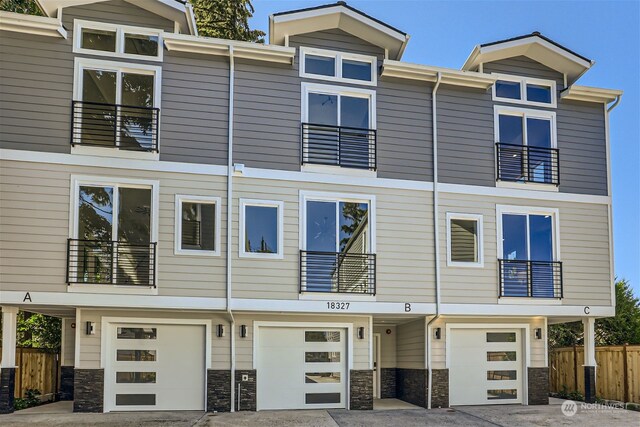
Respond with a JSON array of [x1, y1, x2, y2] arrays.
[[446, 213, 483, 267], [300, 47, 377, 85], [497, 205, 562, 298], [68, 176, 158, 286], [175, 195, 221, 256], [303, 83, 375, 130], [492, 75, 556, 107], [74, 20, 162, 61], [495, 106, 558, 185], [239, 199, 284, 259], [73, 58, 161, 152]]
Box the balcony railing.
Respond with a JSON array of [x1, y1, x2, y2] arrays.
[[67, 239, 157, 287], [496, 143, 559, 185], [301, 123, 376, 170], [498, 259, 562, 298], [71, 101, 159, 152], [300, 250, 376, 295]]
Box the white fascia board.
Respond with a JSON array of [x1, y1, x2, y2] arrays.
[[163, 33, 295, 64], [560, 85, 623, 104], [479, 37, 592, 70], [381, 59, 496, 89], [0, 10, 67, 38]]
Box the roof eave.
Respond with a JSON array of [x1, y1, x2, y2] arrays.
[[560, 85, 623, 104], [0, 10, 67, 38], [382, 59, 496, 89]]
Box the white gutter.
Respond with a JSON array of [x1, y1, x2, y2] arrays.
[[426, 72, 442, 410], [226, 46, 236, 412]]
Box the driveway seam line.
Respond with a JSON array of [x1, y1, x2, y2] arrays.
[[453, 408, 506, 427]]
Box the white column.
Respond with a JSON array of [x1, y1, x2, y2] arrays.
[[582, 317, 596, 366], [1, 306, 19, 368]]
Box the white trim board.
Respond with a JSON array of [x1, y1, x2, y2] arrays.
[[299, 46, 377, 86], [446, 212, 484, 268], [239, 199, 285, 259], [492, 73, 557, 108]]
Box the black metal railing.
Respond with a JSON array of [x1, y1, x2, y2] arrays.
[[498, 259, 562, 298], [67, 239, 157, 286], [300, 250, 376, 295], [496, 143, 559, 185], [301, 123, 376, 170], [71, 101, 160, 152]]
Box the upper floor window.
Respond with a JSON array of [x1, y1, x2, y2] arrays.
[[300, 47, 377, 86], [175, 195, 221, 256], [239, 199, 284, 259], [492, 75, 556, 108], [72, 58, 161, 153], [67, 176, 159, 287], [446, 213, 483, 268], [74, 20, 163, 61], [301, 83, 377, 170]]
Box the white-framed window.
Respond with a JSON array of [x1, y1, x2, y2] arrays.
[[302, 82, 376, 130], [68, 175, 159, 287], [300, 47, 377, 86], [174, 195, 221, 256], [239, 199, 284, 259], [492, 74, 557, 108], [446, 213, 483, 267], [299, 191, 376, 254], [73, 19, 163, 61], [496, 205, 560, 262], [494, 106, 556, 147]]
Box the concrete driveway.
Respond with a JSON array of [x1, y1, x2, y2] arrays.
[[1, 399, 638, 426]]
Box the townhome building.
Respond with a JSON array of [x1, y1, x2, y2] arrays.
[[0, 0, 622, 414]]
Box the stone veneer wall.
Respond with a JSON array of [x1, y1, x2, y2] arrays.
[[0, 368, 16, 414], [527, 367, 549, 405], [235, 370, 256, 411], [60, 366, 74, 401], [73, 369, 104, 412], [430, 369, 449, 408], [207, 370, 231, 412], [396, 368, 427, 408], [350, 369, 373, 410], [380, 368, 396, 398], [584, 366, 596, 404]]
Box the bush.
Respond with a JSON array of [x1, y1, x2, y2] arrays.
[[568, 390, 584, 401], [14, 389, 41, 411], [558, 384, 570, 399]]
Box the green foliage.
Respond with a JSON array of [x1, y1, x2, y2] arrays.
[[191, 0, 265, 42], [14, 389, 41, 410], [568, 390, 584, 401], [549, 279, 640, 348], [557, 384, 570, 399], [16, 312, 61, 349], [0, 0, 42, 15]]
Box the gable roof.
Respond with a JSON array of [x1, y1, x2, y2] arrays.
[[36, 0, 197, 35], [462, 32, 594, 85], [269, 1, 409, 60]]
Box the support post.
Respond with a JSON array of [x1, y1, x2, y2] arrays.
[[582, 317, 597, 403], [0, 306, 19, 414]]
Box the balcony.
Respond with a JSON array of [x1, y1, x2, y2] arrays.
[[67, 239, 157, 287], [496, 143, 559, 185], [300, 250, 376, 295], [301, 123, 376, 170], [71, 101, 159, 152], [498, 259, 562, 298]]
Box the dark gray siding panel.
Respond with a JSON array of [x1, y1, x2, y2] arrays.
[[557, 100, 607, 195], [483, 56, 565, 87], [377, 78, 432, 181], [63, 0, 175, 31], [437, 85, 495, 187], [233, 59, 301, 171], [159, 52, 229, 165], [0, 31, 73, 153], [290, 29, 385, 57]]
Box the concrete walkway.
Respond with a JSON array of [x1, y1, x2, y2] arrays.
[[1, 399, 638, 426]]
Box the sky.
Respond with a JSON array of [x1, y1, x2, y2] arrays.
[[250, 0, 640, 295]]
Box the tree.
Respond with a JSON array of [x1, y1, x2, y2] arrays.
[[0, 311, 61, 349], [549, 279, 640, 348], [190, 0, 265, 42], [0, 0, 42, 15]]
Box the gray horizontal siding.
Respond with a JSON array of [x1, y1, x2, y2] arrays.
[[483, 56, 565, 88], [290, 29, 385, 57], [63, 0, 175, 31]]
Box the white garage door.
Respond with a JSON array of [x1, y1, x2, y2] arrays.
[[257, 328, 347, 410], [105, 323, 206, 412], [449, 329, 523, 405]]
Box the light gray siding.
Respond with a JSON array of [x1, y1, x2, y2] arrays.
[[290, 29, 385, 57], [63, 0, 175, 32], [483, 56, 565, 88], [396, 318, 425, 369]]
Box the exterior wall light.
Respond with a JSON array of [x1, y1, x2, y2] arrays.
[[240, 325, 247, 338], [357, 327, 365, 339], [535, 328, 543, 339], [434, 327, 441, 340], [216, 324, 225, 338]]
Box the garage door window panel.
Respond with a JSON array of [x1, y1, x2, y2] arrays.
[[305, 372, 341, 383], [486, 332, 516, 342], [487, 351, 517, 362], [116, 349, 156, 362], [487, 371, 517, 381], [487, 389, 518, 400], [305, 331, 341, 342], [305, 393, 341, 404], [305, 352, 341, 363], [117, 327, 157, 339], [115, 394, 156, 406], [116, 372, 157, 383]]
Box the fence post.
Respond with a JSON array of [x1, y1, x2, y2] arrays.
[[623, 344, 629, 403], [573, 345, 578, 392], [18, 348, 23, 398]]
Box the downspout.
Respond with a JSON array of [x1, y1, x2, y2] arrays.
[[226, 46, 236, 412], [604, 95, 621, 311], [426, 72, 442, 410]]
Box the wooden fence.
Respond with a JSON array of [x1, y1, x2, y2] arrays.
[[549, 345, 640, 404], [0, 347, 60, 400]]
